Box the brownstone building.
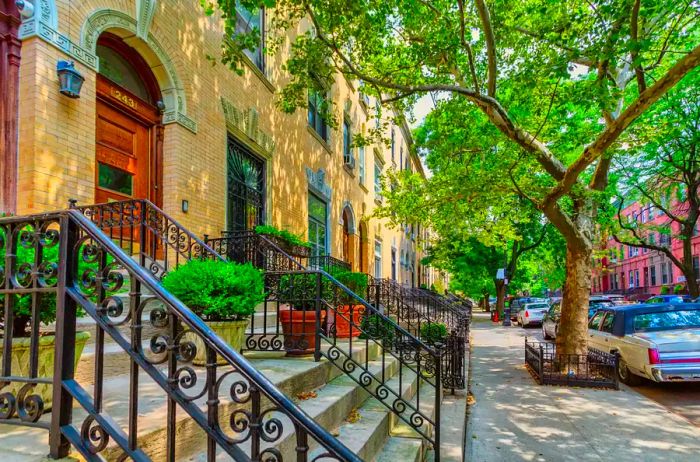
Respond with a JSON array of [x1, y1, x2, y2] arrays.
[[0, 0, 444, 287]]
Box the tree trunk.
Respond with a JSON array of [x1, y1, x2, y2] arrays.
[[681, 233, 699, 298], [483, 292, 491, 312], [495, 279, 505, 315], [555, 243, 592, 356]]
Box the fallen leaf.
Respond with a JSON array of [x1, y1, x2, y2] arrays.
[[296, 391, 318, 401], [346, 408, 361, 423], [467, 393, 476, 405]]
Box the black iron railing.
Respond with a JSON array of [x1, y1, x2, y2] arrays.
[[73, 198, 224, 278], [525, 339, 619, 389], [0, 210, 359, 461], [307, 254, 351, 274], [368, 279, 470, 391], [210, 231, 443, 455]]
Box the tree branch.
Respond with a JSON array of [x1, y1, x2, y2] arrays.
[[545, 44, 700, 203], [458, 0, 480, 92], [630, 0, 646, 93], [475, 0, 497, 97]]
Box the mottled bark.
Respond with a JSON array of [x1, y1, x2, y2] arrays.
[[495, 279, 506, 314], [555, 243, 593, 356]]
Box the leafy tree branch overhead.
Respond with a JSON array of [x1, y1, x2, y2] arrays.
[[206, 0, 700, 356]]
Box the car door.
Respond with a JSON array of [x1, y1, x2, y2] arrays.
[[594, 311, 617, 352], [587, 311, 607, 350]]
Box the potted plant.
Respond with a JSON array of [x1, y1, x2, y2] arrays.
[[330, 271, 369, 338], [162, 259, 264, 365], [255, 225, 312, 258], [359, 314, 396, 346], [277, 272, 327, 355], [660, 285, 671, 295], [0, 237, 90, 409]]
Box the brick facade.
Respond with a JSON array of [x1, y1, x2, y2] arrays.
[[6, 0, 444, 287]]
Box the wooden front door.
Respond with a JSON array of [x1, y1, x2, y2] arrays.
[[95, 75, 161, 204]]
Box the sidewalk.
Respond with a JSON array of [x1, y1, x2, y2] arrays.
[[465, 313, 700, 461]]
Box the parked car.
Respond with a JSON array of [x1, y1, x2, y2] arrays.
[[601, 294, 627, 305], [645, 295, 685, 304], [510, 297, 545, 321], [542, 302, 561, 339], [588, 296, 615, 318], [517, 302, 550, 327], [588, 303, 700, 385]]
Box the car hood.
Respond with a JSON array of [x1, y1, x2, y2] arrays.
[[634, 329, 700, 352]]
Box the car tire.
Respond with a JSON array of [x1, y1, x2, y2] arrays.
[[617, 358, 643, 386]]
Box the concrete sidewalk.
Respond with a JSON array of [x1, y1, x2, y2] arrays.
[[465, 313, 700, 461]]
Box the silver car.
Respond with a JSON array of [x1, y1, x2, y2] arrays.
[[517, 302, 550, 327], [588, 304, 700, 385]]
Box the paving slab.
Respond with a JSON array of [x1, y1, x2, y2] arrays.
[[465, 313, 700, 462]]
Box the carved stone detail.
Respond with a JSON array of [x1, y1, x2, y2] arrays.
[[136, 0, 157, 40], [306, 167, 332, 202], [221, 97, 275, 155]]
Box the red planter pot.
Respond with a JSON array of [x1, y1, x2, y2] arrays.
[[279, 306, 325, 356], [328, 305, 365, 338]]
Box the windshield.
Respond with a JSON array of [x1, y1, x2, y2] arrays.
[[633, 309, 700, 332], [527, 304, 549, 310]]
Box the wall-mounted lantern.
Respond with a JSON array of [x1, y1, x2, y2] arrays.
[[56, 61, 84, 98]]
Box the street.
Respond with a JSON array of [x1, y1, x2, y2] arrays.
[[512, 318, 700, 428]]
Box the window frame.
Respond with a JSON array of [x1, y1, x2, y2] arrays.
[[234, 1, 266, 73], [308, 86, 329, 142]]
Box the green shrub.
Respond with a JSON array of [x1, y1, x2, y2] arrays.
[[420, 322, 448, 345], [161, 260, 264, 321], [358, 314, 396, 344], [660, 286, 670, 295], [255, 225, 312, 249], [673, 283, 685, 294], [335, 271, 369, 304]]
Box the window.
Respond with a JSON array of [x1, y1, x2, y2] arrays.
[[391, 127, 395, 163], [662, 262, 670, 285], [629, 270, 634, 288], [650, 266, 657, 286], [399, 145, 403, 170], [633, 309, 700, 333], [644, 267, 649, 287], [308, 193, 327, 257], [235, 1, 265, 72], [374, 241, 382, 279], [391, 248, 397, 281], [635, 269, 640, 288], [694, 256, 699, 280], [308, 88, 329, 142], [589, 311, 605, 330], [374, 160, 383, 200], [601, 312, 615, 333], [343, 117, 353, 167], [358, 145, 365, 185], [648, 233, 656, 246]]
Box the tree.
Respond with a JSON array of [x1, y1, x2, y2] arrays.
[[611, 76, 700, 297], [210, 0, 700, 355]]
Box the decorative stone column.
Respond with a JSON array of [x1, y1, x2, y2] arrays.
[[0, 1, 20, 213]]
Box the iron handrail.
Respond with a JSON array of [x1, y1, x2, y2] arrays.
[[65, 210, 361, 461]]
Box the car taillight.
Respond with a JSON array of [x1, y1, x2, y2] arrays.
[[648, 348, 661, 365], [525, 311, 529, 318]]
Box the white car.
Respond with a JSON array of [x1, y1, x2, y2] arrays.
[[517, 302, 550, 327], [588, 304, 700, 385]]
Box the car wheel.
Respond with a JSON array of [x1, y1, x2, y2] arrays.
[[617, 358, 643, 386], [542, 325, 551, 340]]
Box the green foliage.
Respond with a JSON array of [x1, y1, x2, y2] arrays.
[[334, 271, 369, 304], [358, 314, 395, 345], [660, 286, 671, 295], [420, 322, 447, 345], [674, 284, 685, 295], [255, 225, 312, 249], [278, 272, 331, 310], [161, 260, 264, 321]]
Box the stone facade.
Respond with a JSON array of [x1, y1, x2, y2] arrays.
[[7, 0, 443, 287]]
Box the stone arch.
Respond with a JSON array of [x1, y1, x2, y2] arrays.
[[80, 8, 196, 132], [341, 201, 356, 234], [341, 202, 357, 269]]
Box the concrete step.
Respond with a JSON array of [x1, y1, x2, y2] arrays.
[[374, 436, 423, 462]]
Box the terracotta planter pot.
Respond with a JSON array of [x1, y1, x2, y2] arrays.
[[279, 306, 324, 356], [0, 331, 90, 409], [328, 305, 365, 338], [186, 319, 249, 366]]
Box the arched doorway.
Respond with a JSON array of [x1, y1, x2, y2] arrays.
[[341, 205, 356, 269], [94, 32, 163, 206], [359, 221, 369, 273]]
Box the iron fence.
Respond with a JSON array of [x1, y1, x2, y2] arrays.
[[0, 210, 359, 461], [525, 339, 619, 389]]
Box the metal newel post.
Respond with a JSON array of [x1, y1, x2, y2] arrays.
[[434, 347, 443, 462], [67, 198, 77, 209], [49, 213, 79, 458], [314, 272, 322, 362], [538, 344, 544, 383]]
